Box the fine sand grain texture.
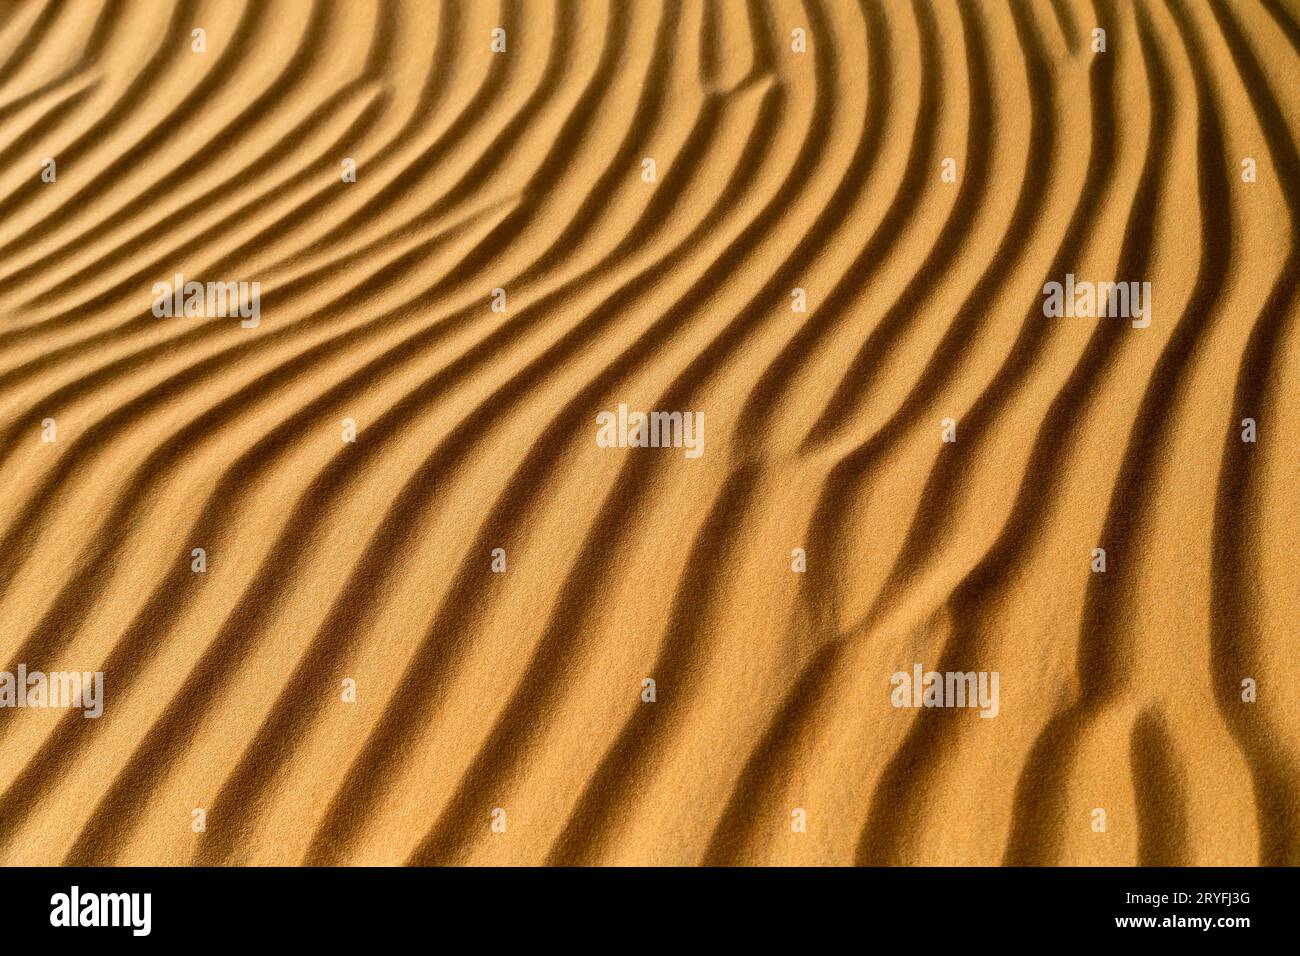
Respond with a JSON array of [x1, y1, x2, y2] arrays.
[[0, 0, 1296, 866]]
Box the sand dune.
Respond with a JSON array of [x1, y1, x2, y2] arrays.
[[0, 0, 1296, 866]]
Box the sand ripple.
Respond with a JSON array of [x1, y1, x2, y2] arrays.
[[0, 0, 1295, 865]]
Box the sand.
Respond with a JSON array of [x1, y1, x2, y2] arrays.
[[0, 0, 1296, 867]]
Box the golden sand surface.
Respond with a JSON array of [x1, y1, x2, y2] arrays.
[[0, 0, 1296, 866]]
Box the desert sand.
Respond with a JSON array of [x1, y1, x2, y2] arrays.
[[0, 0, 1296, 866]]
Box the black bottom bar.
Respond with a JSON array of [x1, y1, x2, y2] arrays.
[[0, 866, 1288, 942]]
